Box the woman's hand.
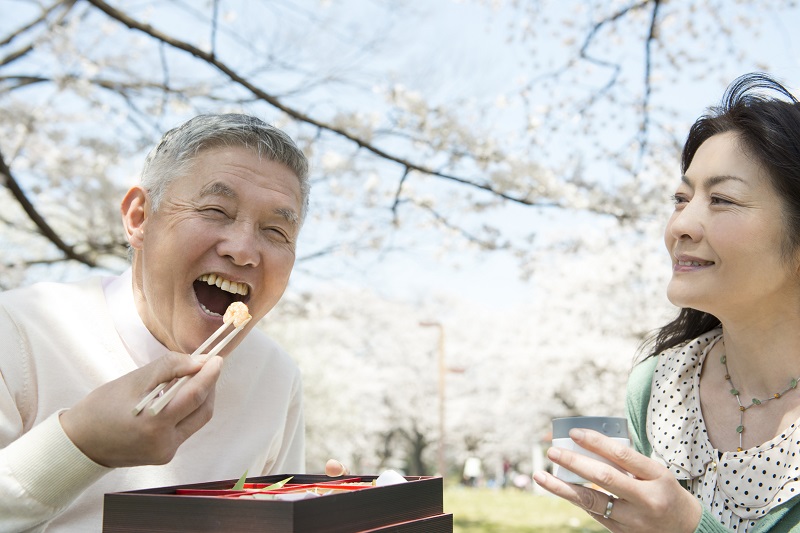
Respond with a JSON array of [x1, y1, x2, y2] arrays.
[[533, 428, 702, 533]]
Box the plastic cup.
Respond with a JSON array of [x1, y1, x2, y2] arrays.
[[551, 416, 630, 484]]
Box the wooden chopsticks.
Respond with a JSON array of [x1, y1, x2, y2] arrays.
[[133, 303, 251, 416]]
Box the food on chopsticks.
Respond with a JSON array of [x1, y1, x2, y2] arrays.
[[224, 301, 251, 328], [132, 302, 252, 416]]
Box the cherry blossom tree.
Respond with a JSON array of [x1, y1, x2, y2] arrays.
[[2, 0, 795, 278], [1, 0, 798, 478]]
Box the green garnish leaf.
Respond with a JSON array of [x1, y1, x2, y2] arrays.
[[232, 470, 248, 491], [260, 476, 293, 491]]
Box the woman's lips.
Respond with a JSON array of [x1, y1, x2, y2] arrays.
[[673, 258, 714, 272]]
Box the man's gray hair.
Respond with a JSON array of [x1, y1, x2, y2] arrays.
[[140, 114, 310, 222]]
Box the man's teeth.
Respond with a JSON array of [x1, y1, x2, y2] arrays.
[[197, 274, 249, 295], [200, 303, 220, 317], [678, 260, 711, 266]]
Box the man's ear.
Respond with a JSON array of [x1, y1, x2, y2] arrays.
[[121, 186, 147, 250]]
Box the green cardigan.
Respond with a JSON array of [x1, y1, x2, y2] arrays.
[[626, 357, 800, 533]]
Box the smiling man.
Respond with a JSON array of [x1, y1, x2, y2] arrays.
[[0, 114, 310, 532]]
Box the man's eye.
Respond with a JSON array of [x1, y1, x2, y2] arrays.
[[264, 227, 290, 241]]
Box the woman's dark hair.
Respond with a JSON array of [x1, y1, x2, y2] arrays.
[[641, 72, 800, 359]]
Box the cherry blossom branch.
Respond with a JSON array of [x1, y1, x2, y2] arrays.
[[84, 0, 547, 207], [0, 148, 96, 267]]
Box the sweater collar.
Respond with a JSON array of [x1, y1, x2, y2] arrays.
[[103, 268, 169, 367]]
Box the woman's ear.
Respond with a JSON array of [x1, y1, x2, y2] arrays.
[[121, 186, 147, 250]]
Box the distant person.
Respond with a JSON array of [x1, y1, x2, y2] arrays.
[[463, 456, 483, 487], [535, 73, 800, 531], [0, 114, 310, 532]]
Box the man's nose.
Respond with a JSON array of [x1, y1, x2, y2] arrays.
[[217, 223, 260, 267]]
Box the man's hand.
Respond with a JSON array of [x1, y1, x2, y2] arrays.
[[325, 459, 349, 477], [59, 353, 223, 467]]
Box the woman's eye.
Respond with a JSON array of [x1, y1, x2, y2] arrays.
[[710, 196, 734, 205], [671, 194, 688, 205]]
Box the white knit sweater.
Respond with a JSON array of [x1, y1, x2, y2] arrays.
[[0, 275, 304, 532]]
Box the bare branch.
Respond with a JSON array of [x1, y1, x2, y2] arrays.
[[0, 148, 96, 267], [211, 0, 219, 59], [1, 0, 77, 68], [0, 43, 35, 68], [0, 75, 49, 90], [390, 167, 411, 222], [0, 0, 73, 47], [638, 0, 662, 160], [576, 1, 653, 109], [418, 204, 509, 252]]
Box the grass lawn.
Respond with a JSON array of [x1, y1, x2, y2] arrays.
[[443, 486, 607, 533]]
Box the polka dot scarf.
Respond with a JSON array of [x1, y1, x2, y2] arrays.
[[648, 329, 800, 531]]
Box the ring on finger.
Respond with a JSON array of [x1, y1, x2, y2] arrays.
[[603, 495, 616, 519]]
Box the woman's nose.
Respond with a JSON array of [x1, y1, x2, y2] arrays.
[[667, 200, 704, 242]]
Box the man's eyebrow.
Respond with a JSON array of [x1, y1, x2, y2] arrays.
[[680, 174, 746, 188], [275, 207, 300, 227], [198, 181, 238, 199]]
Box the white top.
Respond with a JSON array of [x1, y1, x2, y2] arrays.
[[102, 269, 169, 367], [649, 328, 800, 532], [0, 271, 304, 532]]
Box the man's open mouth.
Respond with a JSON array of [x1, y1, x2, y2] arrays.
[[194, 274, 250, 317]]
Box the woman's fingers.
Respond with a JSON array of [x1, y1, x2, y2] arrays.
[[546, 443, 632, 496], [568, 428, 661, 482], [533, 470, 623, 522], [538, 430, 704, 533], [544, 432, 646, 508]]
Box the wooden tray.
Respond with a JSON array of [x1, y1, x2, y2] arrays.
[[102, 474, 451, 532]]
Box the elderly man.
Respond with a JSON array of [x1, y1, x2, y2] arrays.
[[0, 114, 310, 532]]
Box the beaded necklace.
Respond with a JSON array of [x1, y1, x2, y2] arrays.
[[721, 347, 800, 452]]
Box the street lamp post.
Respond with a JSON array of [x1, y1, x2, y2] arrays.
[[419, 321, 446, 478]]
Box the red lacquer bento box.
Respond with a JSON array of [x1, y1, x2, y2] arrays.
[[102, 473, 453, 532]]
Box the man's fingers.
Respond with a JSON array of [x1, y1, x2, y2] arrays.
[[160, 355, 222, 418], [152, 352, 204, 384], [325, 459, 349, 477]]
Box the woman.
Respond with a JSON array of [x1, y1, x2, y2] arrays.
[[534, 72, 800, 532]]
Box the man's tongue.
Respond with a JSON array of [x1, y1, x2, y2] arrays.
[[193, 280, 234, 316]]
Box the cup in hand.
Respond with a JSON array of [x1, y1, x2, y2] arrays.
[[551, 416, 631, 484]]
